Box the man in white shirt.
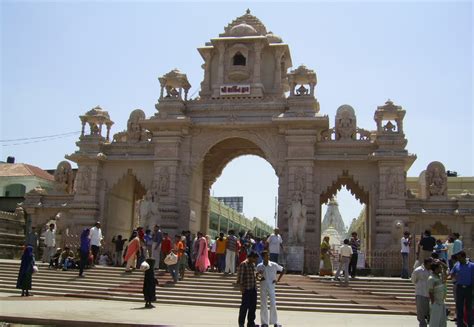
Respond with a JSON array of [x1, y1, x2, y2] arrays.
[[334, 239, 353, 285], [266, 228, 283, 264], [400, 231, 411, 279], [256, 250, 284, 327], [89, 222, 103, 265], [411, 257, 432, 327], [43, 223, 56, 266]]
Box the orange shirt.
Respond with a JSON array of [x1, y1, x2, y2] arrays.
[[174, 240, 184, 259], [216, 238, 227, 254]]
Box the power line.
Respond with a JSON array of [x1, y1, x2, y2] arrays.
[[1, 131, 81, 146], [0, 131, 81, 143]]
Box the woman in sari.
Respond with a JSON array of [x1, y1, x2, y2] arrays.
[[320, 236, 333, 276], [125, 231, 140, 272], [16, 245, 35, 296], [195, 232, 210, 273], [78, 228, 90, 277]]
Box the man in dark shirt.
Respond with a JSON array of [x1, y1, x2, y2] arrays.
[[417, 230, 436, 262], [237, 252, 259, 327], [349, 232, 361, 278]]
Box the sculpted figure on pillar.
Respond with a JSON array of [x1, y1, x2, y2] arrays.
[[159, 167, 170, 195], [426, 161, 448, 197], [54, 161, 74, 194], [138, 190, 157, 228], [287, 191, 307, 244], [387, 168, 400, 198], [295, 167, 306, 193], [74, 166, 91, 195]]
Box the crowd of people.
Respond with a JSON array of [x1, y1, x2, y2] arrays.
[[409, 230, 470, 327], [19, 222, 472, 326]]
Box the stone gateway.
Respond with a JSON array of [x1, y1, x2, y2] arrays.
[[21, 10, 474, 274]]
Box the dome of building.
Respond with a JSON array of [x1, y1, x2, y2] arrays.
[[229, 23, 258, 37], [322, 226, 343, 248], [266, 31, 282, 43]]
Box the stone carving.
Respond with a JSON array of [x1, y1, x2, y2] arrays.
[[113, 110, 151, 143], [75, 166, 91, 195], [288, 65, 317, 97], [387, 168, 400, 198], [159, 69, 191, 101], [138, 182, 160, 228], [383, 121, 396, 132], [159, 167, 170, 195], [335, 105, 357, 140], [296, 85, 308, 96], [54, 161, 74, 194], [426, 162, 448, 197], [294, 167, 305, 193], [287, 191, 307, 244]]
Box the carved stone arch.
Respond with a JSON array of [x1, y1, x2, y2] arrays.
[[190, 129, 280, 174], [108, 168, 150, 192], [320, 170, 370, 205]]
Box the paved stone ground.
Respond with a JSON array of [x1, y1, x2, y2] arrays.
[[0, 293, 455, 327]]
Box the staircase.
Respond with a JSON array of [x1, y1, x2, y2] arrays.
[[307, 275, 455, 315], [0, 259, 416, 315]]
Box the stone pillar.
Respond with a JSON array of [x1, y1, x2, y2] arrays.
[[253, 43, 263, 83], [284, 132, 318, 273], [153, 132, 183, 232], [217, 42, 225, 86], [200, 178, 212, 234], [273, 48, 284, 92]]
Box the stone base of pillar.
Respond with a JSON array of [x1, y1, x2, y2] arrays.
[[285, 245, 304, 272]]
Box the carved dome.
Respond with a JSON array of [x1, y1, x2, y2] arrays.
[[85, 105, 111, 120], [229, 23, 258, 37], [266, 31, 282, 43]]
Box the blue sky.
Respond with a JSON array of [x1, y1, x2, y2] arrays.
[[1, 1, 472, 228]]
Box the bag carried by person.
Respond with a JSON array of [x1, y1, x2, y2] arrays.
[[164, 252, 178, 266]]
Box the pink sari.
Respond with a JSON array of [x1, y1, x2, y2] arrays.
[[195, 237, 210, 272]]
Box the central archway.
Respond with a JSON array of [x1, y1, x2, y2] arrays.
[[188, 137, 277, 234]]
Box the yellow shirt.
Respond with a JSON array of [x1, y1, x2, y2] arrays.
[[216, 238, 227, 254]]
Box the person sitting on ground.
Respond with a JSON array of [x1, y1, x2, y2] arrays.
[[50, 248, 62, 269], [60, 246, 75, 271], [99, 252, 112, 266]]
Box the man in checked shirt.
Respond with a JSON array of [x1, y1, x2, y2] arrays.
[[236, 252, 259, 327]]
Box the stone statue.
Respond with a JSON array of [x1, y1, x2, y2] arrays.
[[75, 166, 91, 195], [287, 191, 307, 244], [159, 167, 170, 194], [426, 162, 448, 197], [127, 109, 148, 142], [54, 161, 74, 194], [335, 105, 357, 140], [138, 189, 159, 228], [90, 123, 100, 135], [294, 167, 305, 193], [296, 85, 308, 95]]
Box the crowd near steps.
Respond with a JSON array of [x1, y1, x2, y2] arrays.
[[0, 259, 429, 316]]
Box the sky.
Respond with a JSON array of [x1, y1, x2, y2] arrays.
[[1, 1, 472, 228]]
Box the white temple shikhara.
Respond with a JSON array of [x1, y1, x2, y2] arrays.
[[21, 10, 474, 274]]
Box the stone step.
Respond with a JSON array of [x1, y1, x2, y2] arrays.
[[0, 259, 416, 315]]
